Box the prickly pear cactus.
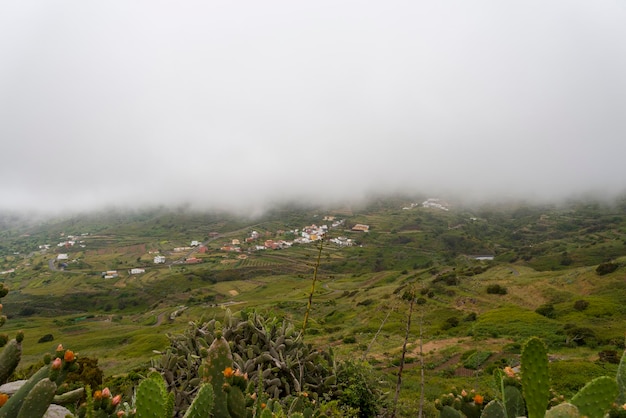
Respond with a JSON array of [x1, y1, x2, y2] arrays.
[[0, 338, 21, 385], [0, 314, 77, 418], [200, 334, 232, 418], [544, 402, 580, 418], [0, 286, 21, 386], [260, 408, 274, 418], [135, 373, 169, 418], [16, 377, 57, 418], [480, 400, 505, 418], [440, 405, 463, 418], [154, 310, 337, 416], [503, 385, 525, 418], [570, 376, 618, 418], [225, 384, 246, 418], [182, 383, 214, 418], [521, 337, 550, 418], [461, 402, 481, 418]]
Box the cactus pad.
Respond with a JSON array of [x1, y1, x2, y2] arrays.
[[480, 400, 505, 418], [570, 376, 618, 418], [183, 383, 214, 418], [440, 405, 463, 418], [521, 337, 550, 418], [135, 376, 167, 418], [544, 402, 580, 418], [16, 378, 57, 418], [504, 385, 525, 418]]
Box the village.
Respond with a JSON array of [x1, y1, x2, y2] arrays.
[[151, 216, 367, 267], [44, 215, 371, 279], [41, 199, 453, 278]]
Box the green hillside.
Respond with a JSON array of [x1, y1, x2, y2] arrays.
[[1, 195, 626, 416]]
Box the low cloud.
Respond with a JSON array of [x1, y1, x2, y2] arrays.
[[1, 1, 625, 214]]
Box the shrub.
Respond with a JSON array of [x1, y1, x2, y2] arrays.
[[473, 307, 562, 343], [486, 284, 507, 295], [441, 317, 459, 330], [434, 271, 460, 286], [598, 350, 620, 364], [18, 307, 36, 316], [464, 312, 477, 322], [66, 356, 104, 393], [463, 351, 491, 370], [573, 299, 589, 311], [596, 262, 619, 275], [502, 342, 522, 353], [460, 349, 477, 361], [564, 325, 597, 346], [336, 360, 388, 418], [37, 333, 54, 343], [549, 360, 608, 397], [535, 303, 556, 318]]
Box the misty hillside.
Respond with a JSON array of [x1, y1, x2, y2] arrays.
[[1, 195, 626, 415]]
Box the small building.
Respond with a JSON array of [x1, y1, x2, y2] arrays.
[[422, 198, 449, 211], [330, 237, 354, 247], [264, 240, 279, 250], [130, 268, 145, 274], [57, 254, 69, 261], [154, 255, 166, 264], [102, 270, 119, 279], [185, 257, 202, 264], [352, 224, 370, 232], [473, 255, 495, 261], [190, 240, 200, 247]]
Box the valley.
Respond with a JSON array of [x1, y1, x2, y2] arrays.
[[1, 194, 626, 416]]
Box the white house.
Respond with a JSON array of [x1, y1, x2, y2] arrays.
[[473, 255, 494, 261], [330, 237, 354, 247], [130, 268, 145, 274], [57, 254, 69, 261], [154, 255, 166, 264], [422, 198, 449, 211]]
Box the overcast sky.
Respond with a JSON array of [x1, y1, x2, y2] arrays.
[[1, 1, 626, 214]]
